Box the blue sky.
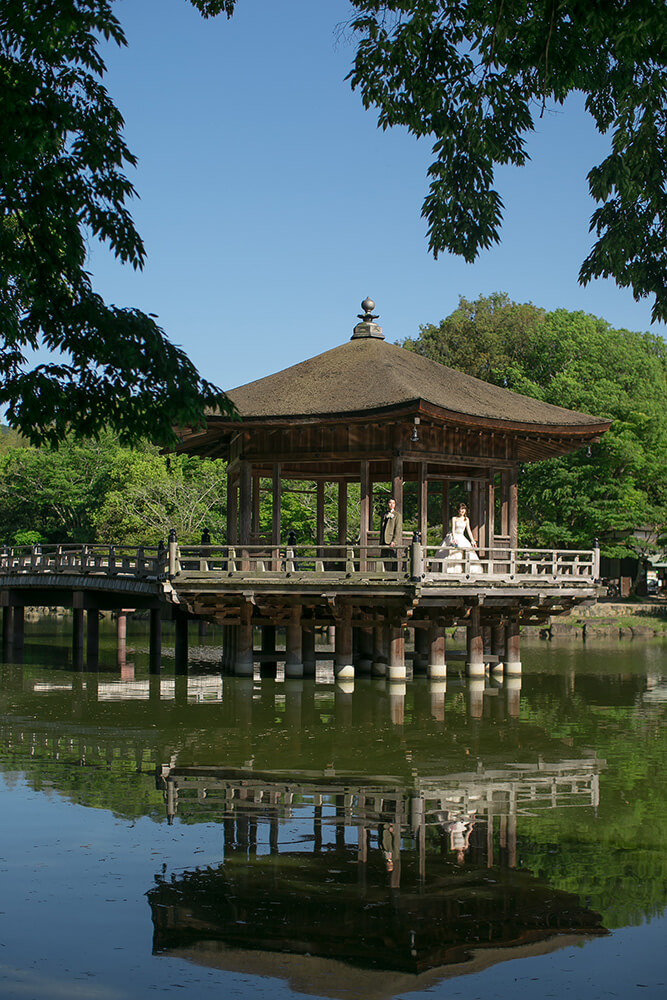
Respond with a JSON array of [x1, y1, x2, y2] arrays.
[[89, 0, 665, 391]]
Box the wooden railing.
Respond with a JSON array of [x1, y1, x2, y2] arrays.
[[0, 544, 168, 580], [0, 541, 600, 584]]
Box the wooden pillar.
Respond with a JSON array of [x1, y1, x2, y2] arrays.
[[251, 473, 261, 539], [316, 481, 325, 548], [302, 626, 316, 677], [174, 611, 189, 675], [87, 609, 100, 671], [509, 466, 519, 549], [388, 624, 406, 681], [227, 467, 238, 544], [427, 620, 447, 679], [239, 460, 252, 546], [149, 608, 162, 674], [466, 606, 484, 676], [488, 469, 496, 551], [360, 460, 370, 549], [116, 611, 127, 669], [335, 606, 354, 680], [391, 455, 404, 543], [236, 601, 254, 677], [271, 462, 282, 542], [492, 623, 505, 674], [337, 481, 348, 544], [471, 481, 480, 545], [372, 624, 388, 676], [482, 625, 493, 666], [417, 461, 428, 543], [285, 605, 303, 678], [505, 616, 522, 674]]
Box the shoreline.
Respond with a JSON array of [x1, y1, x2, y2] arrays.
[[526, 599, 667, 641]]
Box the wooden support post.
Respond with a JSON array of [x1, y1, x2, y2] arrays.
[[501, 470, 510, 537], [87, 609, 100, 671], [72, 607, 85, 671], [492, 624, 505, 674], [239, 461, 252, 546], [509, 466, 519, 549], [316, 481, 325, 549], [388, 624, 406, 681], [272, 463, 282, 545], [360, 460, 370, 552], [482, 625, 493, 666], [471, 481, 480, 545], [149, 608, 162, 675], [466, 606, 484, 676], [427, 620, 446, 680], [418, 461, 427, 544], [251, 473, 261, 538], [302, 626, 316, 677], [391, 455, 403, 544], [488, 469, 496, 553], [285, 605, 303, 678], [337, 481, 348, 545], [505, 617, 522, 675], [174, 611, 189, 676], [227, 467, 238, 544], [236, 601, 254, 677], [335, 606, 354, 680], [372, 624, 387, 676], [116, 611, 127, 669]]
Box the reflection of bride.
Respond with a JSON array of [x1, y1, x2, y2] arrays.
[[436, 502, 482, 573]]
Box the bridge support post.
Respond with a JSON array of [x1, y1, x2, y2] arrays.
[[149, 609, 162, 674], [302, 626, 316, 677], [427, 621, 447, 679], [482, 625, 493, 667], [72, 608, 84, 671], [371, 624, 387, 676], [492, 624, 505, 674], [505, 618, 522, 675], [235, 601, 254, 677], [285, 605, 303, 678], [174, 611, 189, 675], [388, 625, 406, 682], [466, 606, 485, 677], [335, 607, 354, 680], [87, 610, 100, 670]]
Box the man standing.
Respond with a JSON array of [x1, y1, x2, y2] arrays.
[[380, 498, 401, 569]]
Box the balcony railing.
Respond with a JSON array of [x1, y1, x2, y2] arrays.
[[0, 542, 600, 585]]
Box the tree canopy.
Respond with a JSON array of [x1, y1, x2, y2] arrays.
[[402, 293, 667, 554], [0, 0, 234, 446]]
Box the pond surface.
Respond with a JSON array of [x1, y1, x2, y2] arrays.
[[0, 620, 666, 1000]]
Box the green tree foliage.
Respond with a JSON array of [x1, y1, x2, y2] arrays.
[[0, 432, 227, 545], [0, 0, 233, 446], [402, 293, 667, 553]]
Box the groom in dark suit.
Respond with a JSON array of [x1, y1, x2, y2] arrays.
[[380, 498, 401, 569]]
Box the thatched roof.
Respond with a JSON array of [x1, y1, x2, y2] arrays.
[[224, 337, 607, 432]]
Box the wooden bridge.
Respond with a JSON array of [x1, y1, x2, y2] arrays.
[[0, 539, 600, 678]]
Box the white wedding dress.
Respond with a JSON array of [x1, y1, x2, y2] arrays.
[[436, 516, 482, 573]]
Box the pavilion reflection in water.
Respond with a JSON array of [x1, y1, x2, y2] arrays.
[[149, 756, 607, 994]]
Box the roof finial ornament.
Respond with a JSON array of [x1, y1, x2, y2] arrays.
[[351, 297, 384, 340]]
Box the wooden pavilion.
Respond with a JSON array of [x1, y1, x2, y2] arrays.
[[173, 300, 610, 680]]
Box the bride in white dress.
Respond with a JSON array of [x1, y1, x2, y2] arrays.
[[436, 502, 482, 573]]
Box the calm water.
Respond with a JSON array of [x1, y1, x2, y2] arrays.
[[0, 619, 666, 1000]]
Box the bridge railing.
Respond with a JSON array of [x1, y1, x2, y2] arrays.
[[0, 544, 168, 580], [0, 542, 600, 584], [423, 545, 599, 580]]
